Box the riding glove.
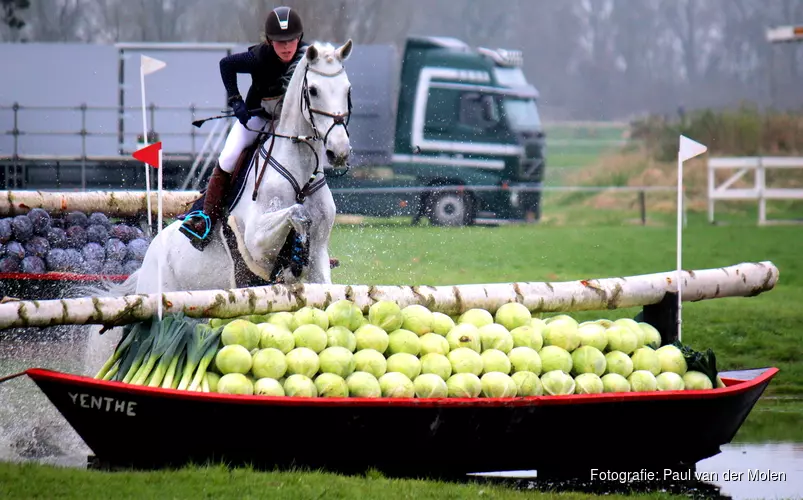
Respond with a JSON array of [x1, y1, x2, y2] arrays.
[[231, 98, 250, 126]]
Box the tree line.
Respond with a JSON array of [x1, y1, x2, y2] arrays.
[[2, 0, 802, 121]]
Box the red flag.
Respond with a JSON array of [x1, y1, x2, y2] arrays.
[[133, 141, 161, 168]]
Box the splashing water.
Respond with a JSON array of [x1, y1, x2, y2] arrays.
[[0, 324, 121, 467]]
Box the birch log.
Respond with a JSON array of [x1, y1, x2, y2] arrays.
[[0, 261, 779, 331], [0, 190, 201, 217]]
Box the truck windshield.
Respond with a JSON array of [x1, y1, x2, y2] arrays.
[[502, 99, 542, 131]]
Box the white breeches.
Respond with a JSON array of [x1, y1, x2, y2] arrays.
[[218, 115, 269, 173]]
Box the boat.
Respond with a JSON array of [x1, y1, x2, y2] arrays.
[[24, 365, 778, 479], [7, 261, 782, 478]]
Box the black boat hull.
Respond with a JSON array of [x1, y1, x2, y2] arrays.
[[26, 367, 777, 478]]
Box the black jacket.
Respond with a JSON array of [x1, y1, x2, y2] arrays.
[[219, 42, 309, 113]]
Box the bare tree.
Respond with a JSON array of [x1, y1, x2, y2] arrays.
[[91, 0, 200, 42], [20, 0, 91, 41], [4, 0, 803, 119], [0, 0, 29, 40]]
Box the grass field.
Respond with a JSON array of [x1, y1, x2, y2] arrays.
[[543, 122, 629, 173], [0, 462, 690, 500]]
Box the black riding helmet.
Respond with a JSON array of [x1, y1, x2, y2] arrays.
[[265, 6, 303, 42]]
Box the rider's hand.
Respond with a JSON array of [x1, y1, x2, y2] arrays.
[[231, 98, 250, 126]]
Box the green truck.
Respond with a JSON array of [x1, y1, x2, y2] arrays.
[[329, 36, 546, 226]]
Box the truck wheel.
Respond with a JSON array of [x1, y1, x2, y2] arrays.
[[426, 192, 472, 227]]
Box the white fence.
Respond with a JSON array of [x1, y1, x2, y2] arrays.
[[707, 156, 803, 225]]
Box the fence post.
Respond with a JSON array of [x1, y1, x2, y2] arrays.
[[707, 158, 715, 224], [683, 187, 688, 228], [189, 103, 197, 157], [10, 102, 20, 189], [80, 103, 87, 190], [639, 191, 646, 225], [757, 157, 766, 225], [149, 103, 156, 142], [11, 102, 19, 161]]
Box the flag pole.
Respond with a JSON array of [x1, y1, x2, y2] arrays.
[[676, 152, 683, 342], [676, 135, 708, 343], [140, 61, 153, 237], [157, 146, 164, 321], [131, 142, 162, 317]]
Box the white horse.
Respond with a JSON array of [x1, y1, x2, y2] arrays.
[[103, 40, 353, 296]]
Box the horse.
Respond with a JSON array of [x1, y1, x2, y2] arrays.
[[100, 40, 354, 297]]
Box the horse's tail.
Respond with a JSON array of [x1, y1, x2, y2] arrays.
[[75, 270, 140, 298]]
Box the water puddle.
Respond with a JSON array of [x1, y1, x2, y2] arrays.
[[696, 443, 803, 499], [471, 443, 803, 499]]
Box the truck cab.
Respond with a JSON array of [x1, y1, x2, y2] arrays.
[[329, 36, 546, 226]]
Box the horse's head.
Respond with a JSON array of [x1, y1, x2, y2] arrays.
[[296, 40, 354, 168]]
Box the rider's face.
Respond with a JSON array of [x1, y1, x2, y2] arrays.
[[271, 38, 300, 63]]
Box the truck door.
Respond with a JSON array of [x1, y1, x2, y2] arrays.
[[423, 89, 506, 147], [455, 92, 503, 143]]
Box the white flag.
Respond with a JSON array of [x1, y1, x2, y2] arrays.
[[141, 55, 167, 76], [679, 135, 707, 162]]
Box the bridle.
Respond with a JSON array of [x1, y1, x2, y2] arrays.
[[246, 61, 352, 202], [301, 65, 352, 147]]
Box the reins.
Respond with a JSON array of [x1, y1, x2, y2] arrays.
[[246, 62, 352, 203]]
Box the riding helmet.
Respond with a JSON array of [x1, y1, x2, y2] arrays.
[[265, 6, 303, 42]]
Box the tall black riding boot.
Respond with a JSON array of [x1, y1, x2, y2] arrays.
[[179, 164, 231, 251], [203, 164, 232, 230]]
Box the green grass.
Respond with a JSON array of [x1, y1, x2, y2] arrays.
[[329, 218, 803, 395], [544, 123, 628, 142], [544, 122, 629, 175], [543, 151, 603, 170], [0, 462, 685, 500]]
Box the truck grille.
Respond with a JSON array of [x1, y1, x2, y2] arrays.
[[525, 142, 543, 158], [519, 158, 544, 181]]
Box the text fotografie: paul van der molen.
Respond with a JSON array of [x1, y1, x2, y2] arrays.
[[590, 469, 787, 482]]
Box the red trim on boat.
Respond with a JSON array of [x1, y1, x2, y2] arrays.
[[25, 367, 779, 408], [0, 272, 128, 282]]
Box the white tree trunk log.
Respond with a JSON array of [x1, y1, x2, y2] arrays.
[[0, 261, 779, 331], [0, 190, 201, 217]]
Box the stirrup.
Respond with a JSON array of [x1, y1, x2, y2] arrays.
[[179, 210, 212, 240]]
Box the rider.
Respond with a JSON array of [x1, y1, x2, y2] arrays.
[[180, 6, 308, 250]]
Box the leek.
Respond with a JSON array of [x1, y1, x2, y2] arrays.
[[148, 320, 189, 387], [113, 324, 146, 382], [177, 324, 222, 390], [160, 347, 182, 389], [94, 323, 139, 379], [132, 315, 187, 386], [101, 361, 120, 381], [121, 320, 158, 384], [170, 350, 186, 390], [188, 339, 221, 392]]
